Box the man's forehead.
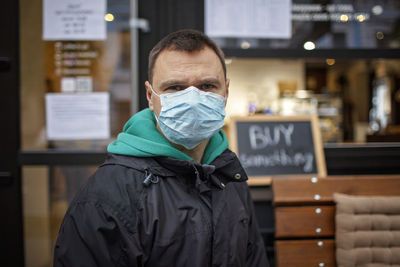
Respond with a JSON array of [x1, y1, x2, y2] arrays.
[[152, 47, 225, 83], [157, 47, 214, 62]]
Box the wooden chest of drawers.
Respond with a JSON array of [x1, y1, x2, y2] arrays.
[[272, 175, 400, 267]]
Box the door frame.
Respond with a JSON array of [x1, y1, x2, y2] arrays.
[[0, 0, 24, 266]]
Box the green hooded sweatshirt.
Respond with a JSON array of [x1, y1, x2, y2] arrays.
[[107, 108, 229, 164]]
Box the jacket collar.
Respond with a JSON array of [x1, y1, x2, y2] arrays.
[[103, 149, 248, 186]]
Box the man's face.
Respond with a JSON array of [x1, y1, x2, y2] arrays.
[[145, 46, 229, 117]]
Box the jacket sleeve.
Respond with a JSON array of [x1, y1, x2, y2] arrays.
[[245, 186, 270, 267], [54, 200, 144, 267]]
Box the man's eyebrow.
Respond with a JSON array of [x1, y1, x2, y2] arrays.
[[158, 78, 222, 89], [198, 78, 221, 85], [158, 79, 187, 89]]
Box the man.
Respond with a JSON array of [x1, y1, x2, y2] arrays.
[[54, 29, 269, 267]]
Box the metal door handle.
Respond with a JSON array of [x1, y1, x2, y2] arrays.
[[0, 57, 11, 72]]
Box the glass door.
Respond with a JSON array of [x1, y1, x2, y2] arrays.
[[19, 0, 137, 266]]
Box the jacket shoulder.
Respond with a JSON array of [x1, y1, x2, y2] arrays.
[[69, 155, 150, 225], [54, 158, 149, 266]]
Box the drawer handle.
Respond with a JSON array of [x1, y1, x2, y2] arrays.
[[315, 208, 322, 214], [315, 228, 322, 234], [319, 263, 325, 267], [314, 194, 321, 200], [311, 177, 318, 183], [317, 241, 324, 247]]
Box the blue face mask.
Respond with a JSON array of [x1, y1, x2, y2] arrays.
[[151, 85, 226, 149]]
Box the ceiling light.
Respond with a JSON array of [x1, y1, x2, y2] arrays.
[[104, 13, 114, 22], [303, 41, 315, 50]]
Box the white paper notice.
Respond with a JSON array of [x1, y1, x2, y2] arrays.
[[46, 92, 110, 140], [43, 0, 106, 40], [205, 0, 292, 39]]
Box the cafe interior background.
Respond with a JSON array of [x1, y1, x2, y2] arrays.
[[9, 0, 400, 266]]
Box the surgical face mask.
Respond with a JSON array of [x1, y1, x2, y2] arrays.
[[150, 85, 226, 149]]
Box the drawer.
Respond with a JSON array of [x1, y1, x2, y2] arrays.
[[275, 206, 335, 238], [273, 176, 400, 205], [276, 239, 335, 267]]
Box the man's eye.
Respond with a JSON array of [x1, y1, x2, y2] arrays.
[[167, 85, 183, 91], [200, 84, 215, 90]]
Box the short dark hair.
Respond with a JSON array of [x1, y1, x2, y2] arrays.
[[148, 29, 226, 83]]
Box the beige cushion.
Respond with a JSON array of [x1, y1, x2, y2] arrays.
[[334, 193, 400, 267]]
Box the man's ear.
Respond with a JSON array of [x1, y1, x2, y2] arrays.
[[145, 81, 154, 111]]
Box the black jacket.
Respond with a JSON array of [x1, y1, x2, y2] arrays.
[[54, 149, 269, 267]]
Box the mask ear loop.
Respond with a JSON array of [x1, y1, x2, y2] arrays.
[[149, 84, 160, 97], [153, 112, 159, 123], [149, 84, 160, 123]]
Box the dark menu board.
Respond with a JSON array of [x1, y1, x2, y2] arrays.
[[230, 116, 326, 178]]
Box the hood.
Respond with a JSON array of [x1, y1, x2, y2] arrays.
[[107, 108, 229, 164]]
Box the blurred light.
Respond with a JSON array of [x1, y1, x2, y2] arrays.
[[225, 58, 233, 65], [303, 41, 315, 50], [240, 41, 251, 49], [357, 14, 366, 22], [326, 58, 335, 66], [340, 14, 349, 22], [372, 5, 383, 15], [104, 13, 114, 22], [395, 90, 400, 102], [295, 90, 309, 99], [376, 32, 384, 40]]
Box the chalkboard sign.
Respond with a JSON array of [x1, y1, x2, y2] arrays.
[[229, 115, 326, 184]]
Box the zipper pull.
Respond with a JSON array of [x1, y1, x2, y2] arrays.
[[143, 171, 152, 186], [143, 170, 160, 187]]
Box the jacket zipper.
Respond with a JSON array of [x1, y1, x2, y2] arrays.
[[193, 165, 214, 266]]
